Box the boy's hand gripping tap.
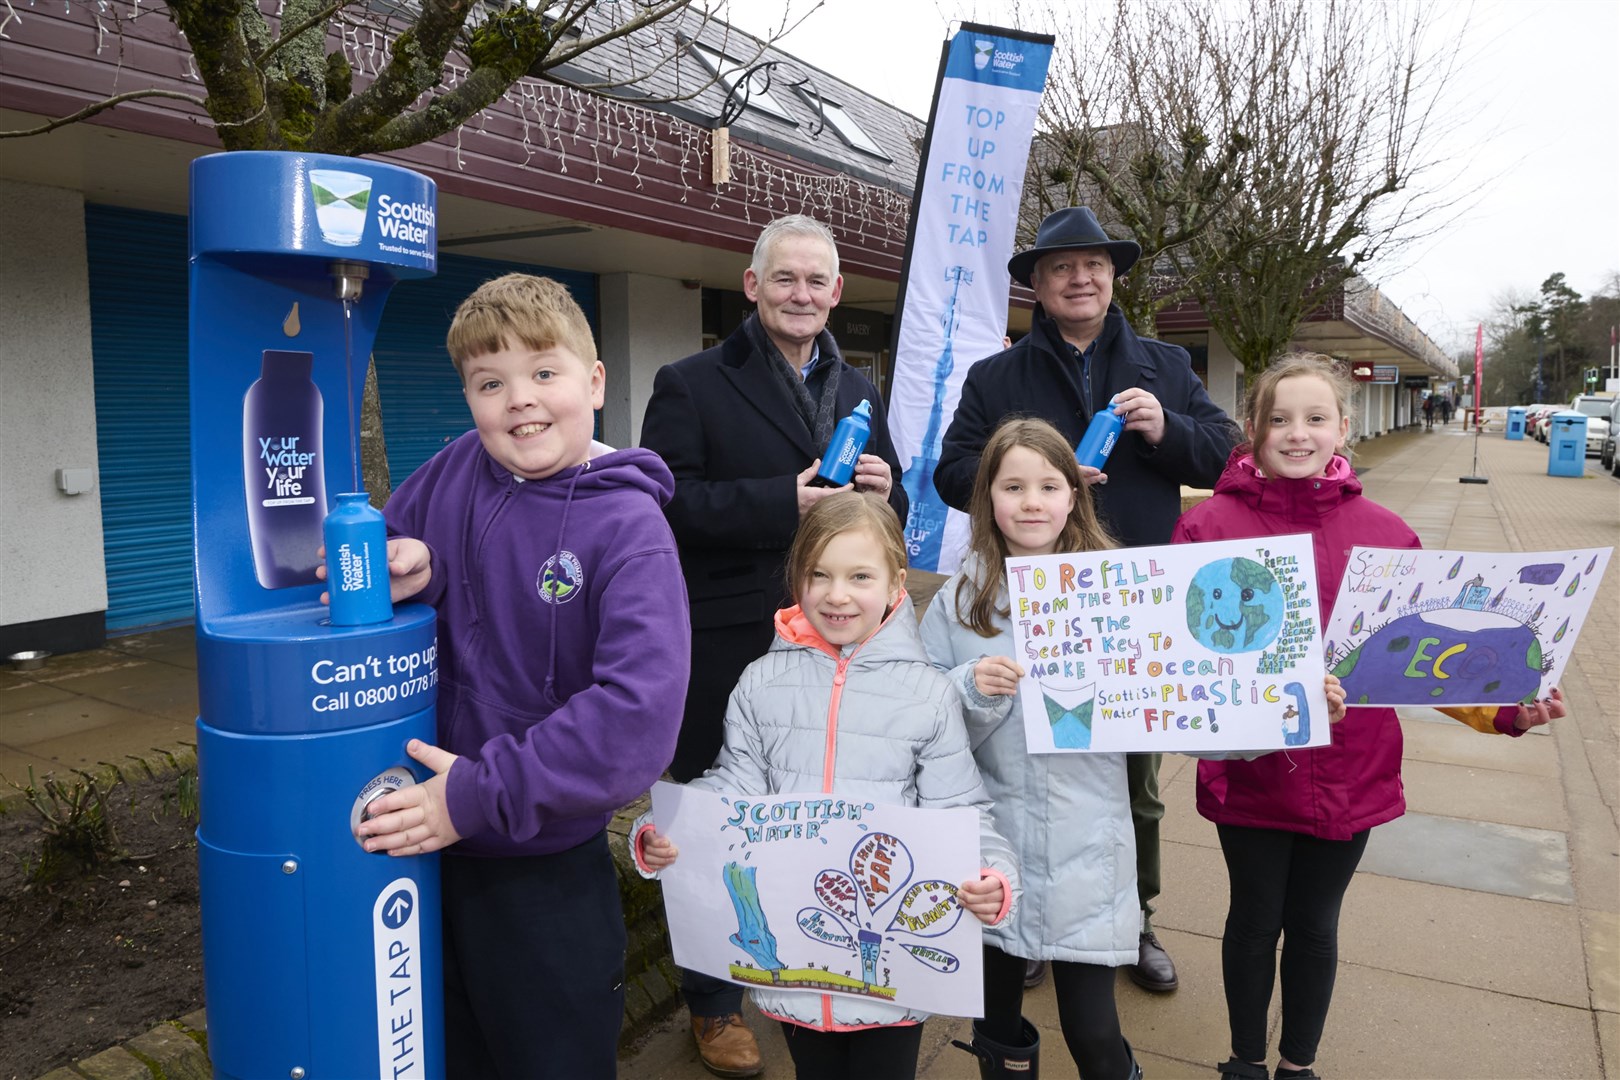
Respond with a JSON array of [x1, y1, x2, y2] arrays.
[[355, 738, 463, 856]]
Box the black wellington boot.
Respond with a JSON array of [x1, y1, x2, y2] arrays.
[[1123, 1037, 1144, 1080], [952, 1018, 1041, 1079]]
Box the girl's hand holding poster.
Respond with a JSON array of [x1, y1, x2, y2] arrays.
[[1006, 534, 1330, 753], [649, 782, 985, 1017], [1324, 546, 1612, 706]]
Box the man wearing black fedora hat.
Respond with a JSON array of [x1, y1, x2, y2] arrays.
[[935, 206, 1238, 1000]]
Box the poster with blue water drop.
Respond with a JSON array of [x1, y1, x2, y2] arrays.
[[649, 784, 983, 1018]]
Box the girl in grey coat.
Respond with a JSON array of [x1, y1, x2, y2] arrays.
[[920, 419, 1143, 1080], [637, 492, 1019, 1079]]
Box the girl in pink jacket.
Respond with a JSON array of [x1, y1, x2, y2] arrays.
[[1173, 353, 1565, 1080]]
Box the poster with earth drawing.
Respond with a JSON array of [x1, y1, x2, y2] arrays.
[[1005, 533, 1330, 753], [1323, 546, 1613, 707], [649, 782, 984, 1018]]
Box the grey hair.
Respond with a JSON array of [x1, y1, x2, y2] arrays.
[[750, 214, 840, 279]]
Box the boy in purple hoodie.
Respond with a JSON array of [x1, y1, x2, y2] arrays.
[[350, 274, 690, 1078]]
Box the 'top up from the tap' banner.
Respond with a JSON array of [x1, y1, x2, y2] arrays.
[[890, 25, 1054, 575]]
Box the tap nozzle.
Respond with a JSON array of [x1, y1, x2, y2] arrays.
[[330, 261, 370, 302]]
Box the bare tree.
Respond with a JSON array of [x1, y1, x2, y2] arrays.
[[1480, 286, 1541, 406], [1190, 0, 1471, 374], [1, 0, 811, 153], [1018, 0, 1258, 337], [1017, 0, 1470, 366]]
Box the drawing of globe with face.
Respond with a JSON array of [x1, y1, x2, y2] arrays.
[[1186, 557, 1284, 653]]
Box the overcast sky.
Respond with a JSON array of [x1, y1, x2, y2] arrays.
[[732, 0, 1619, 354]]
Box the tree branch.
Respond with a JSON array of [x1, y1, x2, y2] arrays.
[[310, 0, 478, 152], [254, 0, 355, 68], [0, 88, 207, 140], [341, 0, 701, 154]]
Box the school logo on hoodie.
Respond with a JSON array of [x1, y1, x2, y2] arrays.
[[538, 550, 583, 604]]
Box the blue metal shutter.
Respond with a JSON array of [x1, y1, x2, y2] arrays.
[[85, 204, 194, 633], [372, 254, 599, 485]]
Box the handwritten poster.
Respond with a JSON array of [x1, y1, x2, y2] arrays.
[[649, 783, 984, 1018], [1324, 546, 1612, 706], [1006, 534, 1330, 752]]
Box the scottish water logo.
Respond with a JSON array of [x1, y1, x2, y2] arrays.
[[310, 169, 373, 247]]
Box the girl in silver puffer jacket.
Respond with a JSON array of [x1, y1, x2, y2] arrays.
[[637, 492, 1018, 1079]]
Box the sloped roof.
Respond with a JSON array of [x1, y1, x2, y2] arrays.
[[543, 5, 926, 194]]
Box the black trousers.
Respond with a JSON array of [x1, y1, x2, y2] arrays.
[[778, 1020, 924, 1080], [441, 833, 626, 1079], [681, 966, 745, 1019], [670, 619, 775, 782], [1217, 823, 1371, 1067], [982, 945, 1130, 1080]]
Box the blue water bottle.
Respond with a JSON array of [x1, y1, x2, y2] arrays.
[[1075, 399, 1125, 470], [810, 399, 873, 488], [323, 492, 394, 625]]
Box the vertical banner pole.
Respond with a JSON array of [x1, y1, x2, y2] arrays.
[[887, 24, 1055, 573], [1462, 322, 1489, 484]]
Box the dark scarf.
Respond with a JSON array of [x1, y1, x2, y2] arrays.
[[742, 312, 845, 455]]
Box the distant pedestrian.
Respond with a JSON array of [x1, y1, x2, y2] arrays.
[[1422, 396, 1435, 429], [1440, 397, 1453, 424], [1174, 352, 1567, 1080]]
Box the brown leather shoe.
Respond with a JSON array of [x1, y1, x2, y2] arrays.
[[690, 1012, 764, 1078], [1129, 930, 1179, 992]]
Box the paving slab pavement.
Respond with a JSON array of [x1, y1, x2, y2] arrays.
[[5, 425, 1616, 1079], [619, 427, 1619, 1080], [0, 627, 199, 785]]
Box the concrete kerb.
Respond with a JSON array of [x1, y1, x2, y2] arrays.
[[35, 1013, 209, 1080]]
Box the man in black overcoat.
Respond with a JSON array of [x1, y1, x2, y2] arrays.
[[935, 206, 1239, 999], [639, 214, 907, 1077]]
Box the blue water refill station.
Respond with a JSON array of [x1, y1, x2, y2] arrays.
[[1506, 406, 1527, 440], [189, 152, 443, 1079]]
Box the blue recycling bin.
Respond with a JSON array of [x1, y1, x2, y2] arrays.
[[1506, 406, 1527, 440], [1547, 411, 1587, 476]]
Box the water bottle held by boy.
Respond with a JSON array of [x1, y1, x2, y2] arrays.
[[1075, 398, 1124, 471], [324, 492, 394, 625], [809, 399, 872, 488]]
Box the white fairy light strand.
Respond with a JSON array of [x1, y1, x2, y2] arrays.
[[12, 1, 911, 247]]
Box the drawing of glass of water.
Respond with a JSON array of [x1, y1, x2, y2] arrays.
[[310, 169, 373, 247]]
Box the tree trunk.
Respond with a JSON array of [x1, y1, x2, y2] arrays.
[[361, 357, 393, 507]]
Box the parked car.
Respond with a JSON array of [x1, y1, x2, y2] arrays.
[[1601, 397, 1620, 475], [1568, 394, 1613, 456], [1527, 404, 1558, 442], [1535, 404, 1565, 443]]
